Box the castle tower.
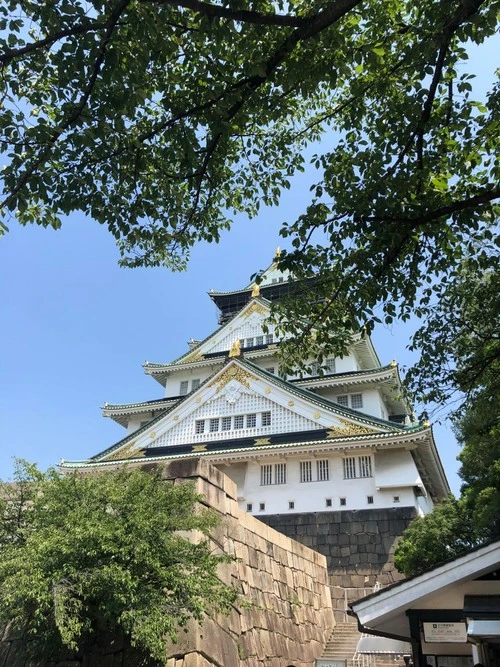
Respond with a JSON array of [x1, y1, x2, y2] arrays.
[[61, 253, 449, 665]]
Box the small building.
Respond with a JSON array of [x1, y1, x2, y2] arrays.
[[349, 537, 500, 667]]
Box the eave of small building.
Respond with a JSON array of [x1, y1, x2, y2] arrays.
[[102, 397, 179, 426], [349, 537, 500, 637]]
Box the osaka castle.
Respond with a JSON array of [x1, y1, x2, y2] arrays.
[[61, 251, 449, 522]]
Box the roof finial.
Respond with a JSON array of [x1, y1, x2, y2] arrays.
[[274, 246, 281, 258], [251, 283, 260, 297], [229, 339, 241, 358]]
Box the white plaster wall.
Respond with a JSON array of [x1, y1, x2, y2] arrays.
[[417, 493, 435, 514], [237, 455, 419, 515], [335, 353, 359, 373], [374, 450, 423, 488]]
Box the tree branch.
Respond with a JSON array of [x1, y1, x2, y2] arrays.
[[139, 0, 307, 27], [0, 21, 110, 65]]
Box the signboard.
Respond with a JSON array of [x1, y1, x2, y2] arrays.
[[423, 622, 468, 643], [316, 661, 346, 667]]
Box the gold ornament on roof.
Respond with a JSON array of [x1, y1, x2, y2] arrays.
[[243, 302, 267, 319], [251, 283, 261, 297], [229, 339, 241, 358], [103, 441, 145, 462], [274, 246, 281, 258], [254, 438, 271, 446], [208, 365, 255, 393], [192, 444, 207, 452], [326, 418, 379, 439]]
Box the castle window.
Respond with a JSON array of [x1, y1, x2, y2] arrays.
[[246, 413, 256, 428], [234, 415, 244, 429], [300, 460, 313, 483], [191, 378, 200, 391], [275, 463, 287, 485], [246, 503, 253, 512], [324, 358, 336, 373], [337, 395, 349, 407], [259, 502, 265, 511], [340, 497, 347, 506], [246, 337, 254, 347], [265, 367, 275, 374], [239, 338, 245, 349], [367, 496, 374, 504], [351, 393, 363, 409], [325, 498, 332, 507], [317, 459, 329, 481], [266, 334, 274, 344], [180, 380, 189, 395], [221, 416, 232, 431], [343, 457, 357, 479], [393, 496, 400, 503], [256, 335, 264, 346], [261, 465, 272, 486], [195, 419, 205, 434], [289, 501, 295, 510], [209, 418, 219, 432], [358, 455, 372, 478], [261, 411, 271, 427]]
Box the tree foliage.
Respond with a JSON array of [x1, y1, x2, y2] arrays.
[[394, 268, 500, 576], [393, 495, 478, 577], [0, 461, 237, 662], [0, 0, 499, 404]]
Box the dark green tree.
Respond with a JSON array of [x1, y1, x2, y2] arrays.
[[393, 495, 478, 577], [0, 461, 237, 662], [394, 268, 500, 577], [1, 0, 499, 402]]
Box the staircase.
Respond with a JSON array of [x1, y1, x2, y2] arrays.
[[319, 616, 407, 667], [320, 614, 360, 664]]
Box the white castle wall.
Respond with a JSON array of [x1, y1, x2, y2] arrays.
[[229, 452, 420, 515]]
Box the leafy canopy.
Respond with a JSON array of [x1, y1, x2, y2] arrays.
[[394, 268, 500, 576], [1, 0, 499, 404], [0, 461, 237, 662]]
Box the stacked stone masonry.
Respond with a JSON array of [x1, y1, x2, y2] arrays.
[[260, 508, 417, 622], [0, 460, 334, 667]]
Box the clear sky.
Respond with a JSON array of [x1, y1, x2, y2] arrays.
[[1, 36, 497, 494]]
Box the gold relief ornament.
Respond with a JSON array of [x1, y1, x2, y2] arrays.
[[288, 400, 294, 407], [104, 441, 145, 462], [229, 339, 241, 358], [181, 351, 204, 364], [243, 302, 267, 319], [254, 438, 271, 446], [265, 387, 271, 394], [192, 444, 207, 452], [326, 418, 379, 439], [313, 411, 321, 419], [208, 365, 256, 393]]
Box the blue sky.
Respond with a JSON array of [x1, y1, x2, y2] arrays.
[[1, 36, 498, 493]]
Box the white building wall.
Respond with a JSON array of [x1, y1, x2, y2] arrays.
[[164, 367, 222, 398], [236, 454, 420, 515]]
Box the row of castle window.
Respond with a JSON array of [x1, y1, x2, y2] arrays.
[[247, 495, 400, 513], [337, 393, 363, 409], [239, 334, 274, 348], [195, 411, 272, 434], [260, 456, 372, 486], [180, 378, 200, 395]]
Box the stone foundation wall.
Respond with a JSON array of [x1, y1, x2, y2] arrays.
[[0, 459, 333, 667], [260, 507, 417, 619]]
